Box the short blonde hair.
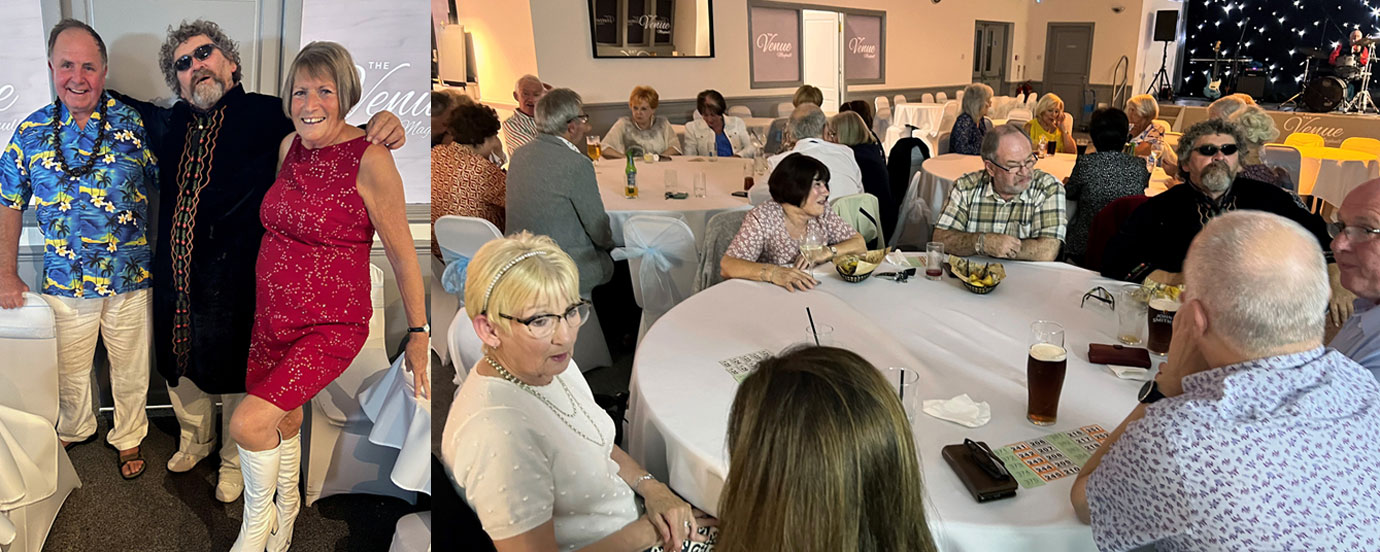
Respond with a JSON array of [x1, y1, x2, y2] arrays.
[[793, 85, 824, 107], [281, 41, 362, 118], [1126, 94, 1159, 120], [630, 85, 660, 109], [1034, 93, 1065, 119], [463, 232, 581, 333], [829, 111, 875, 146]]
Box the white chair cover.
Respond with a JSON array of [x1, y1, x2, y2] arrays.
[[612, 215, 698, 342], [695, 210, 749, 293], [726, 105, 752, 118], [829, 193, 884, 248], [431, 216, 502, 365], [937, 131, 953, 155], [955, 89, 965, 102], [873, 107, 892, 142], [892, 94, 906, 106], [1026, 94, 1039, 111], [305, 264, 417, 506], [359, 356, 431, 494], [448, 308, 485, 387], [0, 405, 80, 552], [1262, 144, 1304, 194], [0, 293, 58, 427], [775, 102, 795, 118], [940, 101, 960, 132], [874, 96, 889, 112], [921, 93, 935, 104], [1164, 131, 1182, 150], [389, 511, 431, 552], [936, 92, 949, 103]]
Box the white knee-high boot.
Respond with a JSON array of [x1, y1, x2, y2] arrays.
[[265, 432, 301, 552], [230, 443, 281, 552]]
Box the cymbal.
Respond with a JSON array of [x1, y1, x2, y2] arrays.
[[1356, 36, 1379, 46], [1299, 47, 1330, 58]]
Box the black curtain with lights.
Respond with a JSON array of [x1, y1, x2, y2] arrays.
[[1181, 0, 1377, 102]]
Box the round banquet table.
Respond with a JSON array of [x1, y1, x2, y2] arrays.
[[884, 102, 947, 153], [627, 259, 1144, 551], [593, 156, 752, 246], [1293, 145, 1380, 207]]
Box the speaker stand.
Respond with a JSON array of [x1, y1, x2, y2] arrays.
[[1146, 42, 1174, 100]]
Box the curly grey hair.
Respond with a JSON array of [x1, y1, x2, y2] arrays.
[[1175, 118, 1248, 166], [159, 20, 243, 97]]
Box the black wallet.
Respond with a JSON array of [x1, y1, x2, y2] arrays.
[[942, 439, 1018, 503]]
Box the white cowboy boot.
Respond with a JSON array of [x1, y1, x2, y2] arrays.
[[229, 443, 281, 552], [265, 432, 301, 552]]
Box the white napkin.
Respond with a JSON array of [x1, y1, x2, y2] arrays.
[[922, 394, 992, 428], [1107, 364, 1152, 381], [885, 250, 910, 267]]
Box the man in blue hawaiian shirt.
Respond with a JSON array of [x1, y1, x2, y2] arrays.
[[0, 20, 157, 480]]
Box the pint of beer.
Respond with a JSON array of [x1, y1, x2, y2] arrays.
[[586, 135, 602, 162], [1027, 321, 1067, 426], [1146, 297, 1180, 355]]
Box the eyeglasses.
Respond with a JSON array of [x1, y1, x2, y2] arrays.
[[498, 300, 591, 339], [568, 113, 590, 124], [173, 44, 218, 73], [987, 154, 1038, 174], [1193, 143, 1239, 157], [964, 439, 1011, 480], [1331, 223, 1380, 241], [1081, 286, 1115, 309]]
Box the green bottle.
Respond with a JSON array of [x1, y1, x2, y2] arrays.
[[625, 154, 638, 198]]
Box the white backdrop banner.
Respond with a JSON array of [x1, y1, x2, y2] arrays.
[[0, 1, 52, 148], [300, 0, 430, 204]]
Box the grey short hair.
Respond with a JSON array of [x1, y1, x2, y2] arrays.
[[47, 19, 107, 66], [961, 83, 993, 121], [1185, 211, 1328, 354], [1126, 94, 1159, 120], [979, 124, 1027, 164], [1206, 95, 1250, 121], [789, 105, 827, 140], [159, 20, 243, 97], [280, 41, 362, 117], [1175, 118, 1248, 165], [1226, 105, 1279, 147], [536, 88, 583, 135]]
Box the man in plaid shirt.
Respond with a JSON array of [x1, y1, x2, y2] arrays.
[[932, 124, 1065, 261]]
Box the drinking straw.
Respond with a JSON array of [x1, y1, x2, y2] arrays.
[[806, 307, 819, 346], [901, 368, 906, 402]]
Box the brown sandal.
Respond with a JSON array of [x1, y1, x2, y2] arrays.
[[118, 448, 146, 480]]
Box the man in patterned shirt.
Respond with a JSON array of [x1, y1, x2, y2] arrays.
[[930, 124, 1064, 261], [0, 20, 158, 479], [502, 74, 547, 157], [1072, 211, 1380, 551]]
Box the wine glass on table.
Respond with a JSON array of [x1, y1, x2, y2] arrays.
[[798, 225, 826, 279]]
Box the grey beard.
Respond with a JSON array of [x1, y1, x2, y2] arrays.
[[188, 78, 227, 110], [1199, 161, 1235, 193]]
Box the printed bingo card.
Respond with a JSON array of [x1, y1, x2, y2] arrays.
[[990, 425, 1110, 489]]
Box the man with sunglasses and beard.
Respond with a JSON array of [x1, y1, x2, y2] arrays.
[[108, 19, 406, 502], [1100, 119, 1353, 325]]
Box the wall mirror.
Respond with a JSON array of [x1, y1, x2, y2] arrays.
[[588, 0, 715, 58]]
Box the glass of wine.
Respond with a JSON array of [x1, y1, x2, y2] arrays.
[[798, 225, 826, 279]]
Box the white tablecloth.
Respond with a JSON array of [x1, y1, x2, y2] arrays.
[[593, 157, 753, 246], [1295, 146, 1380, 208], [358, 356, 431, 494], [884, 102, 946, 153], [628, 261, 1146, 551]]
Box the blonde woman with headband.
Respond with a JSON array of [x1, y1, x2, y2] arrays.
[[444, 232, 717, 552]]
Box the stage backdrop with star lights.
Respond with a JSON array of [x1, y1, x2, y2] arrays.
[[1181, 0, 1378, 102]]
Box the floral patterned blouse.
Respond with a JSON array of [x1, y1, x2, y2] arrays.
[[725, 201, 858, 266]]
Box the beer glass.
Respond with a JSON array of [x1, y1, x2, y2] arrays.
[[586, 135, 601, 161], [1027, 320, 1067, 426], [1146, 296, 1180, 355], [1116, 284, 1147, 346]]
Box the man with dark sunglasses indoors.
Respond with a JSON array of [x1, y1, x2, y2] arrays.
[[1100, 119, 1351, 328], [105, 19, 408, 503]]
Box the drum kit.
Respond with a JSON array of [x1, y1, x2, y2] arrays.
[[1284, 35, 1379, 113]]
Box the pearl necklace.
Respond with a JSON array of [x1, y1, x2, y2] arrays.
[[485, 355, 608, 447]]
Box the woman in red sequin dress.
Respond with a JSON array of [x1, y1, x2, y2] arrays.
[[226, 42, 429, 552]]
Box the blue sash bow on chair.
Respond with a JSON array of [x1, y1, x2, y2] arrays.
[[439, 245, 470, 298]]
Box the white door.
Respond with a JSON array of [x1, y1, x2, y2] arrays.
[[802, 9, 841, 112]]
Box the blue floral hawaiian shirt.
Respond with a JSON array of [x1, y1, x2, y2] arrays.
[[0, 93, 157, 298]]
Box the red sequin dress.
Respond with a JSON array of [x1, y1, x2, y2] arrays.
[[246, 135, 375, 410]]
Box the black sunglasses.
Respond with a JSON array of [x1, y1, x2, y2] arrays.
[[1193, 143, 1239, 157], [174, 44, 217, 73]]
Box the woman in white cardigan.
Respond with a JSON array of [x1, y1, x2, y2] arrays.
[[683, 89, 758, 158]]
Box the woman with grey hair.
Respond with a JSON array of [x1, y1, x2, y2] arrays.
[[950, 83, 993, 155], [1125, 94, 1178, 174], [227, 41, 429, 551], [1228, 105, 1293, 190]]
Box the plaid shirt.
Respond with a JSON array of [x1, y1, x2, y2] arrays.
[[934, 169, 1066, 242]]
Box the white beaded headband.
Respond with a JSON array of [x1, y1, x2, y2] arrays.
[[481, 251, 548, 314]]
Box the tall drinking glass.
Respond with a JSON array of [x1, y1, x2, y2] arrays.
[[798, 226, 826, 278], [586, 135, 601, 161], [925, 242, 945, 280], [1147, 296, 1180, 355], [1026, 321, 1067, 426], [1116, 284, 1147, 346]]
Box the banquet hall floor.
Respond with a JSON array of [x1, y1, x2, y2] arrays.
[[45, 408, 424, 551]]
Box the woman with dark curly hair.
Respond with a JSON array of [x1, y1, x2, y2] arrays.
[[432, 102, 506, 257]]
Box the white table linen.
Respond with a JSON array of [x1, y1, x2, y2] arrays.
[[594, 157, 752, 246], [628, 260, 1147, 551], [884, 102, 946, 154], [359, 356, 432, 494], [1300, 151, 1380, 208]]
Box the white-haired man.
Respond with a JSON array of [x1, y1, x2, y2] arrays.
[[1331, 178, 1380, 380], [750, 104, 862, 204], [502, 74, 548, 157], [1072, 211, 1380, 550]]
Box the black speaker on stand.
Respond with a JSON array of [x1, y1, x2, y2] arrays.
[[1147, 10, 1179, 100]]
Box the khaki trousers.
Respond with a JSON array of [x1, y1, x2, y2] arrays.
[[42, 288, 150, 451], [167, 377, 244, 476]]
